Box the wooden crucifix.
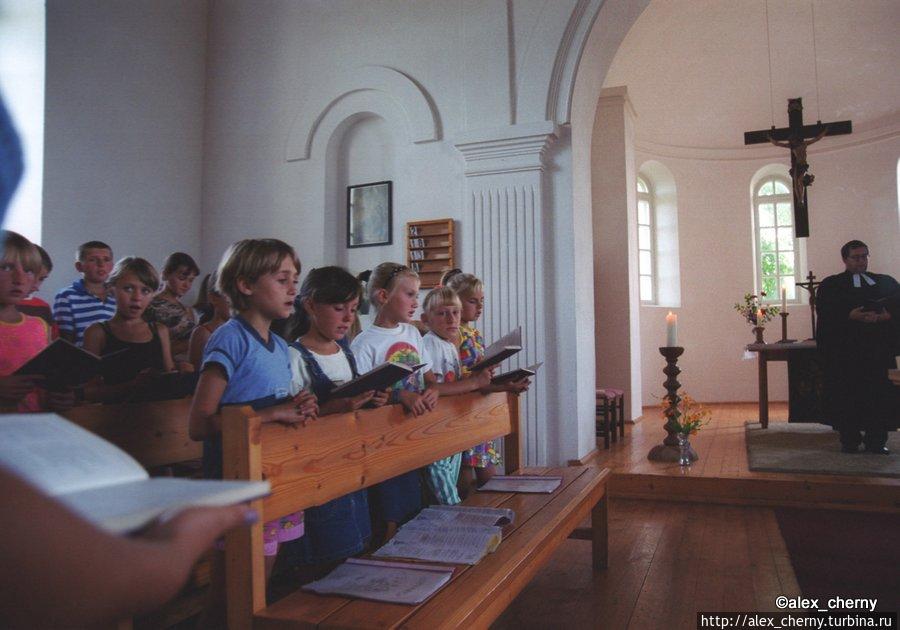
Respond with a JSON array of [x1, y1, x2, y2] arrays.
[[744, 98, 852, 238], [795, 270, 820, 339]]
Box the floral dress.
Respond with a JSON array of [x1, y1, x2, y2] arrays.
[[144, 296, 196, 343], [458, 324, 502, 468]]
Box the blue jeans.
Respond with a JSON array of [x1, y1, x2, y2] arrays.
[[294, 490, 371, 564]]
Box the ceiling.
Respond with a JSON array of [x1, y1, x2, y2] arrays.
[[601, 0, 900, 150]]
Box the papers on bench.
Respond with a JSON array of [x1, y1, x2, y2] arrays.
[[0, 413, 270, 533], [468, 327, 522, 372], [303, 558, 453, 605], [416, 504, 514, 527], [479, 474, 562, 494], [372, 507, 510, 565], [329, 362, 427, 398]]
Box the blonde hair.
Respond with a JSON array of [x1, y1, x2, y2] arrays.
[[443, 271, 483, 299], [368, 262, 419, 308], [216, 238, 300, 312], [422, 286, 461, 313], [1, 230, 42, 274], [107, 257, 160, 291]]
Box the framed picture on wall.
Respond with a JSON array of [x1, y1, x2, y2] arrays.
[[347, 181, 392, 248]]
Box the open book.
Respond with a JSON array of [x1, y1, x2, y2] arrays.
[[0, 413, 269, 533], [304, 558, 453, 605], [417, 505, 514, 527], [491, 362, 542, 385], [329, 362, 427, 398], [479, 474, 562, 494], [373, 515, 502, 565], [14, 338, 128, 388], [469, 327, 522, 372]]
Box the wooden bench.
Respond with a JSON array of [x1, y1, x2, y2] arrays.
[[62, 397, 201, 471], [222, 392, 610, 629]]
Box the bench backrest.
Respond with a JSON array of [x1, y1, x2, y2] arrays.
[[62, 397, 200, 469], [222, 391, 519, 629]]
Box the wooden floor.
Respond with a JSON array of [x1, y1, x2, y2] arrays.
[[592, 403, 900, 512], [493, 498, 801, 630]]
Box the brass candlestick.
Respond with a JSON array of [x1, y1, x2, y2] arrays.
[[778, 312, 795, 343], [648, 347, 697, 462]]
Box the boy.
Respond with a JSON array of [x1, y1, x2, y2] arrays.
[[419, 286, 491, 505], [53, 241, 116, 345]]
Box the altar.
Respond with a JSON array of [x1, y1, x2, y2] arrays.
[[746, 340, 824, 428]]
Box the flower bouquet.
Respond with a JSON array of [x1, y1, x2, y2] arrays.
[[661, 393, 710, 436], [733, 292, 780, 326]]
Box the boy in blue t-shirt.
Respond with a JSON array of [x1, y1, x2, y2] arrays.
[[188, 238, 317, 622]]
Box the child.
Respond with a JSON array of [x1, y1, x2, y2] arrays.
[[192, 273, 214, 325], [144, 252, 200, 366], [443, 270, 531, 497], [18, 244, 57, 337], [350, 263, 439, 540], [53, 240, 116, 346], [187, 271, 229, 370], [188, 239, 318, 618], [0, 231, 72, 412], [286, 266, 390, 571], [420, 286, 491, 505], [81, 257, 177, 403]]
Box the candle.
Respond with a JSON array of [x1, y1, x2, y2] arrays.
[[757, 308, 764, 325], [781, 287, 787, 312], [666, 311, 678, 347]]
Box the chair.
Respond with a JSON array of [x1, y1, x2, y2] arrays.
[[596, 388, 625, 448]]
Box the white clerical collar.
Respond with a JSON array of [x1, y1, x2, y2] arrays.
[[852, 273, 875, 288]]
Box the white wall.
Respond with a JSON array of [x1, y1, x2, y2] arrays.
[[638, 135, 900, 406], [42, 0, 207, 301]]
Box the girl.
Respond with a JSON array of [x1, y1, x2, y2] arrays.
[[286, 266, 390, 572], [188, 239, 318, 623], [192, 273, 214, 325], [187, 271, 229, 370], [350, 262, 439, 540], [420, 286, 491, 505], [0, 231, 66, 412], [18, 244, 57, 337], [144, 252, 200, 365], [82, 257, 177, 403], [442, 269, 531, 498]]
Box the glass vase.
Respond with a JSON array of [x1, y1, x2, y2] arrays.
[[676, 433, 692, 466]]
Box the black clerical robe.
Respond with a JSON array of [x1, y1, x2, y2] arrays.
[[815, 271, 900, 434]]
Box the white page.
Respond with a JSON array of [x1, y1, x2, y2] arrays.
[[373, 521, 501, 565], [419, 505, 514, 527], [479, 475, 562, 494], [58, 477, 271, 534], [0, 413, 147, 496], [304, 558, 453, 605]]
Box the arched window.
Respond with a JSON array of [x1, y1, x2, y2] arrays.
[[637, 176, 655, 303], [753, 175, 798, 302]]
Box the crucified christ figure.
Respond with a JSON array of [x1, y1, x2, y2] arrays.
[[768, 127, 829, 204]]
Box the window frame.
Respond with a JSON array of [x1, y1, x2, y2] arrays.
[[636, 175, 657, 304], [753, 175, 800, 304]]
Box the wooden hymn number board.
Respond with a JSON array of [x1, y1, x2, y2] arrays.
[[744, 98, 851, 238]]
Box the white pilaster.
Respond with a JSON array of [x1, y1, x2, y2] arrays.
[[454, 121, 557, 465]]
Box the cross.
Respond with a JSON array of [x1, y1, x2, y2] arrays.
[[745, 98, 852, 238], [795, 270, 820, 339]]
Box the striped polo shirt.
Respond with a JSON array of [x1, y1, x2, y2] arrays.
[[52, 279, 116, 346]]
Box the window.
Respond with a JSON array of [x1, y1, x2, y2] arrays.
[[754, 176, 797, 302], [637, 176, 655, 303]]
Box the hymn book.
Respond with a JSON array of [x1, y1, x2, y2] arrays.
[[468, 327, 522, 372], [329, 362, 428, 398], [14, 339, 128, 389], [373, 512, 503, 565], [479, 474, 562, 494], [491, 362, 542, 385], [416, 505, 515, 527], [303, 558, 454, 605], [0, 413, 270, 533]]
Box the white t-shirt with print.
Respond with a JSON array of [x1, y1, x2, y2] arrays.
[[422, 331, 461, 384], [350, 323, 432, 393], [288, 344, 354, 396]]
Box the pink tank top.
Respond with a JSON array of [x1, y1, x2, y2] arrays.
[[0, 314, 49, 412]]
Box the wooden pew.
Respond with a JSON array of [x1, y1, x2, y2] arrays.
[[222, 391, 610, 629], [62, 397, 201, 470]]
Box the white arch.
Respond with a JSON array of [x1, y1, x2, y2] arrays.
[[285, 65, 441, 162]]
